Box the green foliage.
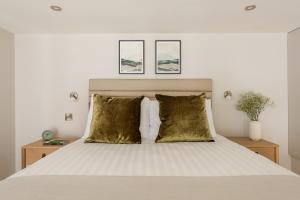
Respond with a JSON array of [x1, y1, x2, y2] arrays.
[[236, 92, 272, 121]]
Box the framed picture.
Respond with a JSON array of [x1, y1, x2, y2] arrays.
[[155, 40, 181, 74], [119, 40, 144, 74]]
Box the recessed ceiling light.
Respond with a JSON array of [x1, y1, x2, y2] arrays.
[[50, 5, 62, 12], [245, 5, 256, 11]]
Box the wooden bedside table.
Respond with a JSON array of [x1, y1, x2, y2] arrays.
[[21, 138, 78, 169], [227, 137, 279, 164]]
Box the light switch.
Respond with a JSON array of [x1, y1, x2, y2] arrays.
[[65, 113, 73, 121]]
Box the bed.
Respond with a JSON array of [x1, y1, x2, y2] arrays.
[[1, 79, 300, 200]]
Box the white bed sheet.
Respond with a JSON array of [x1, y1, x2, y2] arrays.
[[13, 135, 295, 178]]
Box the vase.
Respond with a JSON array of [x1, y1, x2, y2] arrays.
[[249, 121, 262, 141]]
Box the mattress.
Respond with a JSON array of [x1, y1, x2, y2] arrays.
[[13, 135, 294, 177]]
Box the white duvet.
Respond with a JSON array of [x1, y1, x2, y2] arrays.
[[13, 135, 294, 178]]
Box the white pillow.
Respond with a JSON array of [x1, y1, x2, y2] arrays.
[[82, 95, 94, 139], [205, 99, 217, 137], [82, 96, 150, 139], [147, 100, 161, 142], [139, 97, 151, 140], [148, 99, 217, 142]]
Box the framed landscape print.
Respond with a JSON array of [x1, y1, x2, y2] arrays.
[[155, 40, 181, 74], [119, 40, 144, 74]]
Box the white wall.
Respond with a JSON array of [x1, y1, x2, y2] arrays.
[[0, 27, 15, 179], [15, 33, 289, 170], [288, 28, 300, 174]]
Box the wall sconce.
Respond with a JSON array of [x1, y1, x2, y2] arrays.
[[70, 92, 79, 101], [224, 91, 233, 100]]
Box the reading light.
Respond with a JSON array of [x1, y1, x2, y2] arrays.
[[50, 5, 62, 12], [245, 5, 256, 11], [70, 92, 79, 101], [224, 91, 233, 100]]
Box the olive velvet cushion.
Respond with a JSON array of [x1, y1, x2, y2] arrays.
[[85, 95, 143, 144], [155, 94, 214, 143]]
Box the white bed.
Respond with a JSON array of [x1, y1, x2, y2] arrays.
[[4, 134, 299, 200], [2, 79, 300, 200], [12, 134, 294, 178]]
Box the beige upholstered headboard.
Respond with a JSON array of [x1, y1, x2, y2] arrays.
[[89, 79, 212, 99]]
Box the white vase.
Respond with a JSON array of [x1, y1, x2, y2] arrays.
[[249, 121, 262, 141]]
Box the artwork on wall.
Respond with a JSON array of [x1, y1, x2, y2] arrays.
[[119, 40, 145, 74], [155, 40, 181, 74]]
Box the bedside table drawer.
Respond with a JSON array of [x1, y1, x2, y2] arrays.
[[25, 148, 57, 166], [248, 147, 277, 163]]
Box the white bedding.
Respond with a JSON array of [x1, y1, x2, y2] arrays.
[[13, 135, 294, 178]]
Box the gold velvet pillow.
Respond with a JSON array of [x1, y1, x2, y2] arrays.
[[85, 95, 143, 144], [155, 94, 214, 143]]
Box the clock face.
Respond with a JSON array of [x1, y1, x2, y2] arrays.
[[42, 130, 54, 141]]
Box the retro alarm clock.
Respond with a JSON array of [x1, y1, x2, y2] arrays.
[[42, 130, 55, 141]]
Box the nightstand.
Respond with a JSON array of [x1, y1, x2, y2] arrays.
[[227, 137, 279, 164], [21, 138, 78, 169]]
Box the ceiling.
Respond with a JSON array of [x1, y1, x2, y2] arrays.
[[0, 0, 299, 33]]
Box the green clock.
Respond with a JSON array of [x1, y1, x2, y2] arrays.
[[42, 130, 54, 141]]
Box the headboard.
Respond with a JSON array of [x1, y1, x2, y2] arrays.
[[89, 79, 212, 99]]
